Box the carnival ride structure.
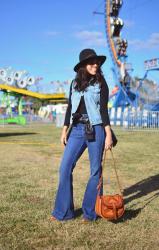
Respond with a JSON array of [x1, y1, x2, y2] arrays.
[[103, 0, 159, 112], [104, 0, 138, 109], [93, 0, 159, 128], [138, 58, 159, 111], [0, 68, 66, 125]]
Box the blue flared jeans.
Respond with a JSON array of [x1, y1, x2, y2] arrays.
[[52, 123, 105, 221]]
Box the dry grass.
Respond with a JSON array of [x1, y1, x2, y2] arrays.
[[0, 124, 159, 250]]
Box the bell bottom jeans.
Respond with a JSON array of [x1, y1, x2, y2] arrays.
[[51, 123, 105, 221]]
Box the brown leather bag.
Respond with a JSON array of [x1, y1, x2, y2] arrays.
[[95, 149, 124, 220]]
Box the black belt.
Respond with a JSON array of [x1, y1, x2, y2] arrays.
[[72, 113, 89, 124], [77, 115, 89, 124]]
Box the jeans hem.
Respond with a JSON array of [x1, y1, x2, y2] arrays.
[[83, 215, 97, 221], [52, 211, 75, 221]]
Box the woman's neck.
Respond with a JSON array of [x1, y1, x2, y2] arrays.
[[87, 73, 96, 83]]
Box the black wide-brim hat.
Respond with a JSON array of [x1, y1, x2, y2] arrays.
[[74, 48, 106, 72]]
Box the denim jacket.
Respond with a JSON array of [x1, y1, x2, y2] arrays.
[[71, 80, 102, 125]]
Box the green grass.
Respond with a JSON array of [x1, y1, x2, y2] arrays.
[[0, 124, 159, 250]]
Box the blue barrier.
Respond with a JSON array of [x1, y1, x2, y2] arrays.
[[109, 107, 159, 129]]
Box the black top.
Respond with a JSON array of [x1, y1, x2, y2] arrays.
[[64, 79, 110, 127]]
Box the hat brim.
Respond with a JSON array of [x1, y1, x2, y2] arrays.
[[74, 55, 106, 72]]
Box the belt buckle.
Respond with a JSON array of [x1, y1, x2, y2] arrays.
[[81, 117, 89, 123], [81, 114, 89, 123]]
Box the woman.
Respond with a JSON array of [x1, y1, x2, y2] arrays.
[[51, 48, 113, 221]]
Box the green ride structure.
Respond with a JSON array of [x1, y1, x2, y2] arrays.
[[0, 69, 66, 125]]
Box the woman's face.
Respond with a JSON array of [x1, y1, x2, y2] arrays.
[[85, 59, 100, 75]]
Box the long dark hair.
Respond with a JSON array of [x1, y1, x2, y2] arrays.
[[74, 66, 105, 92]]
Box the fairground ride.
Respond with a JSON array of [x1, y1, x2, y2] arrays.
[[0, 68, 66, 125], [136, 58, 159, 111], [97, 0, 159, 111], [104, 0, 138, 109]]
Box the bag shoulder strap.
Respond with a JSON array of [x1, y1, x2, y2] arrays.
[[97, 149, 123, 196]]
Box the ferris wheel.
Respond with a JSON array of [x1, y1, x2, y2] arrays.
[[105, 0, 137, 108], [93, 0, 159, 112]]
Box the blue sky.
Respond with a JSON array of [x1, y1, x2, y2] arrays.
[[0, 0, 159, 93]]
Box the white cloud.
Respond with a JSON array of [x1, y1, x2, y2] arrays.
[[129, 33, 159, 50], [45, 31, 60, 37], [74, 30, 106, 47]]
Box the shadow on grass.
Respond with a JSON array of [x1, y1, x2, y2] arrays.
[[111, 208, 142, 223], [108, 174, 159, 223], [95, 175, 159, 224], [74, 208, 83, 218], [74, 207, 142, 222], [113, 191, 159, 223], [0, 132, 37, 137], [123, 174, 159, 204]]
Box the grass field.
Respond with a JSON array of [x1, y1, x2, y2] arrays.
[[0, 123, 159, 250]]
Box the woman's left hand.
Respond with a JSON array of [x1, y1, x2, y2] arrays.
[[105, 133, 113, 151]]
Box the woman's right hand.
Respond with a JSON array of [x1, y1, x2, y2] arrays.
[[60, 126, 68, 146]]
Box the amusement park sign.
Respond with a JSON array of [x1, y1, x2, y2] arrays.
[[144, 58, 159, 70]]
